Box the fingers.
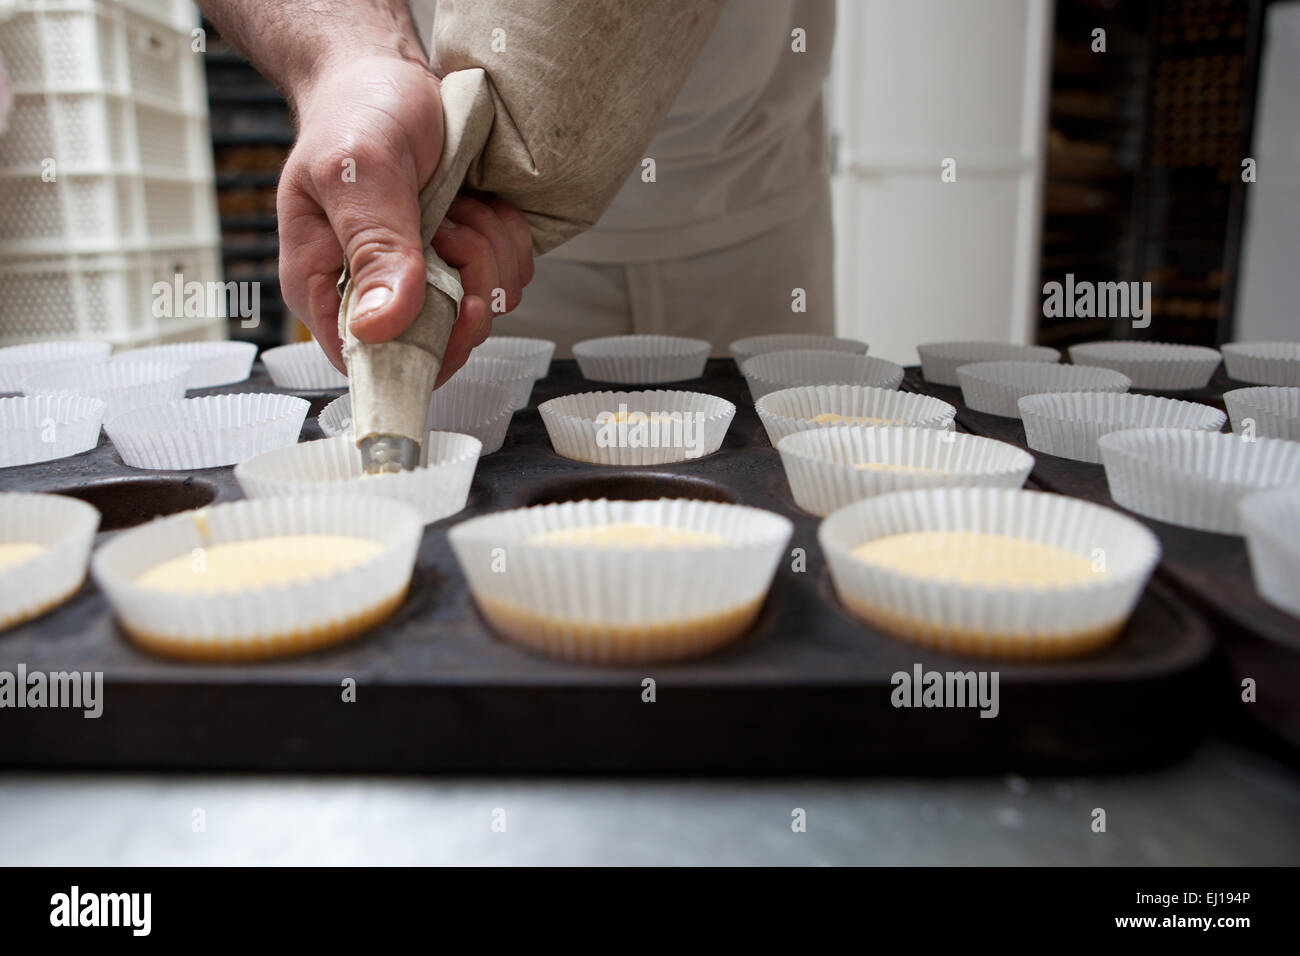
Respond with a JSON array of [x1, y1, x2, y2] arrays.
[[277, 182, 348, 371], [435, 294, 492, 388], [487, 196, 535, 288]]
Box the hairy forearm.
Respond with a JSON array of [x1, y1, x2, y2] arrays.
[[200, 0, 429, 111]]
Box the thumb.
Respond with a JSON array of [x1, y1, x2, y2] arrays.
[[326, 173, 428, 344]]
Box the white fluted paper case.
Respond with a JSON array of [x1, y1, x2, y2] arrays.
[[260, 342, 349, 391], [957, 361, 1131, 418], [778, 426, 1034, 517], [320, 378, 515, 453], [1098, 428, 1300, 534], [0, 341, 111, 393], [0, 395, 105, 467], [448, 498, 793, 664], [1221, 342, 1300, 386], [0, 493, 100, 630], [918, 341, 1060, 387], [741, 349, 905, 401], [573, 334, 710, 384], [1018, 392, 1226, 464], [447, 355, 534, 409], [539, 389, 735, 465], [1068, 341, 1222, 391], [472, 336, 555, 379], [115, 341, 256, 389], [91, 495, 423, 660], [236, 431, 481, 524], [23, 361, 189, 420], [103, 393, 309, 470], [1238, 486, 1300, 619], [756, 384, 955, 445], [729, 334, 868, 366], [819, 487, 1161, 658], [1223, 386, 1300, 442]]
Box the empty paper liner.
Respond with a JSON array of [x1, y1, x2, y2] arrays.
[[0, 340, 111, 393], [956, 361, 1130, 418], [104, 393, 309, 470], [729, 333, 868, 367], [236, 431, 481, 525], [1098, 428, 1300, 534], [1068, 341, 1222, 391], [741, 350, 905, 401], [260, 342, 349, 391], [1018, 392, 1226, 464], [918, 341, 1060, 387], [778, 426, 1034, 517], [573, 334, 710, 385], [0, 394, 105, 468]]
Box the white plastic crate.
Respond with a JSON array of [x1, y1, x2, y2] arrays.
[[0, 0, 219, 256], [0, 245, 227, 346]]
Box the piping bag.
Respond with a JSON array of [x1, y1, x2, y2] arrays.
[[337, 0, 729, 473]]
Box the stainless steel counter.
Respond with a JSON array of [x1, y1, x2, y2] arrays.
[[2, 739, 1296, 865]]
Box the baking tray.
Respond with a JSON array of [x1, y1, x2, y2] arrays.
[[0, 360, 1214, 773], [903, 365, 1300, 752]]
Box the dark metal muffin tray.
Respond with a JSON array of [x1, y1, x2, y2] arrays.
[[0, 360, 1214, 773], [903, 366, 1300, 752]]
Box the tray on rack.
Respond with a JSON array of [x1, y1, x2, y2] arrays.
[[902, 365, 1299, 752], [0, 360, 1214, 773]]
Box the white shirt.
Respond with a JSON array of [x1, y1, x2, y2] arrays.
[[411, 0, 835, 263]]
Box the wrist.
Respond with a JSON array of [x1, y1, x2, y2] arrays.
[[291, 34, 435, 117]]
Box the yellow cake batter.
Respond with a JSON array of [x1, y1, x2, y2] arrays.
[[853, 462, 945, 474], [135, 534, 383, 594], [850, 531, 1101, 588], [808, 413, 899, 425], [528, 522, 727, 549], [0, 542, 46, 574]]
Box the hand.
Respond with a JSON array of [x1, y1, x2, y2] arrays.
[[277, 55, 534, 383]]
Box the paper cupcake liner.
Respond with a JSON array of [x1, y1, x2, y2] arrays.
[[1221, 342, 1300, 386], [115, 341, 257, 389], [1097, 428, 1300, 534], [104, 393, 309, 470], [1019, 392, 1226, 464], [1067, 341, 1222, 391], [729, 333, 868, 366], [778, 426, 1034, 517], [0, 341, 112, 393], [1223, 386, 1300, 442], [448, 497, 793, 664], [918, 341, 1061, 387], [259, 342, 349, 391], [0, 395, 106, 468], [819, 486, 1160, 658], [23, 360, 189, 420], [539, 389, 735, 465], [956, 361, 1130, 418], [91, 495, 423, 660], [472, 336, 556, 379], [741, 349, 905, 401], [1238, 486, 1300, 619], [573, 334, 710, 384], [448, 355, 534, 409], [237, 431, 481, 525], [0, 492, 100, 630], [319, 379, 515, 454], [755, 384, 956, 445]]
